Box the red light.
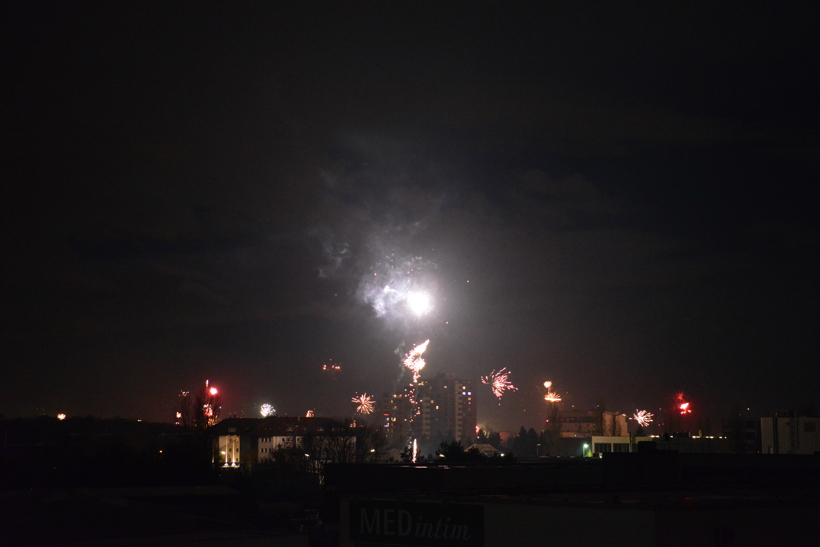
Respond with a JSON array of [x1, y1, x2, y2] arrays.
[[209, 387, 218, 395]]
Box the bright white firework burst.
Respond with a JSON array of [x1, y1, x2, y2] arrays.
[[481, 368, 518, 399], [406, 291, 432, 316], [403, 340, 430, 383], [358, 254, 437, 321], [352, 393, 375, 414], [633, 409, 654, 428], [260, 404, 275, 417]]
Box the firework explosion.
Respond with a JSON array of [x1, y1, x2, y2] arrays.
[[306, 410, 314, 418], [201, 380, 221, 427], [403, 340, 430, 383], [260, 404, 275, 417], [676, 392, 692, 415], [481, 368, 518, 399], [352, 393, 375, 414], [406, 291, 432, 316], [543, 380, 562, 403], [633, 409, 654, 427], [356, 252, 439, 325]]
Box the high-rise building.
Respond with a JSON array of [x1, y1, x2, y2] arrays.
[[381, 391, 414, 449], [453, 377, 477, 443], [418, 373, 476, 445], [381, 373, 477, 449]]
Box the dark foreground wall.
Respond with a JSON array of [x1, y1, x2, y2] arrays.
[[327, 452, 820, 495], [340, 495, 820, 547], [325, 460, 603, 494], [328, 455, 820, 546]]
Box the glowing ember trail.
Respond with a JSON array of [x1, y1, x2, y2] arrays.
[[481, 368, 518, 399], [352, 393, 375, 414], [403, 340, 430, 383], [633, 409, 654, 427]]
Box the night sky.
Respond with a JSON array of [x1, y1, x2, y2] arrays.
[[3, 3, 819, 431]]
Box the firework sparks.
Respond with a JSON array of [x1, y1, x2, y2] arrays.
[[543, 380, 562, 402], [306, 410, 314, 418], [322, 361, 342, 373], [481, 368, 518, 399], [633, 409, 654, 427], [201, 380, 221, 426], [676, 392, 693, 415], [403, 340, 430, 383], [260, 404, 275, 417], [352, 393, 375, 414]]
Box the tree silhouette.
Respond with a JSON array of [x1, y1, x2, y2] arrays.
[[435, 440, 467, 462]]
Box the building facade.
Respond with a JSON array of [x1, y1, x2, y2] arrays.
[[211, 416, 355, 467], [418, 373, 476, 445], [381, 391, 414, 449], [552, 409, 628, 438], [761, 415, 820, 455]]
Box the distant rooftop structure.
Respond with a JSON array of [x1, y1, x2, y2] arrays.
[[466, 443, 501, 457]]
